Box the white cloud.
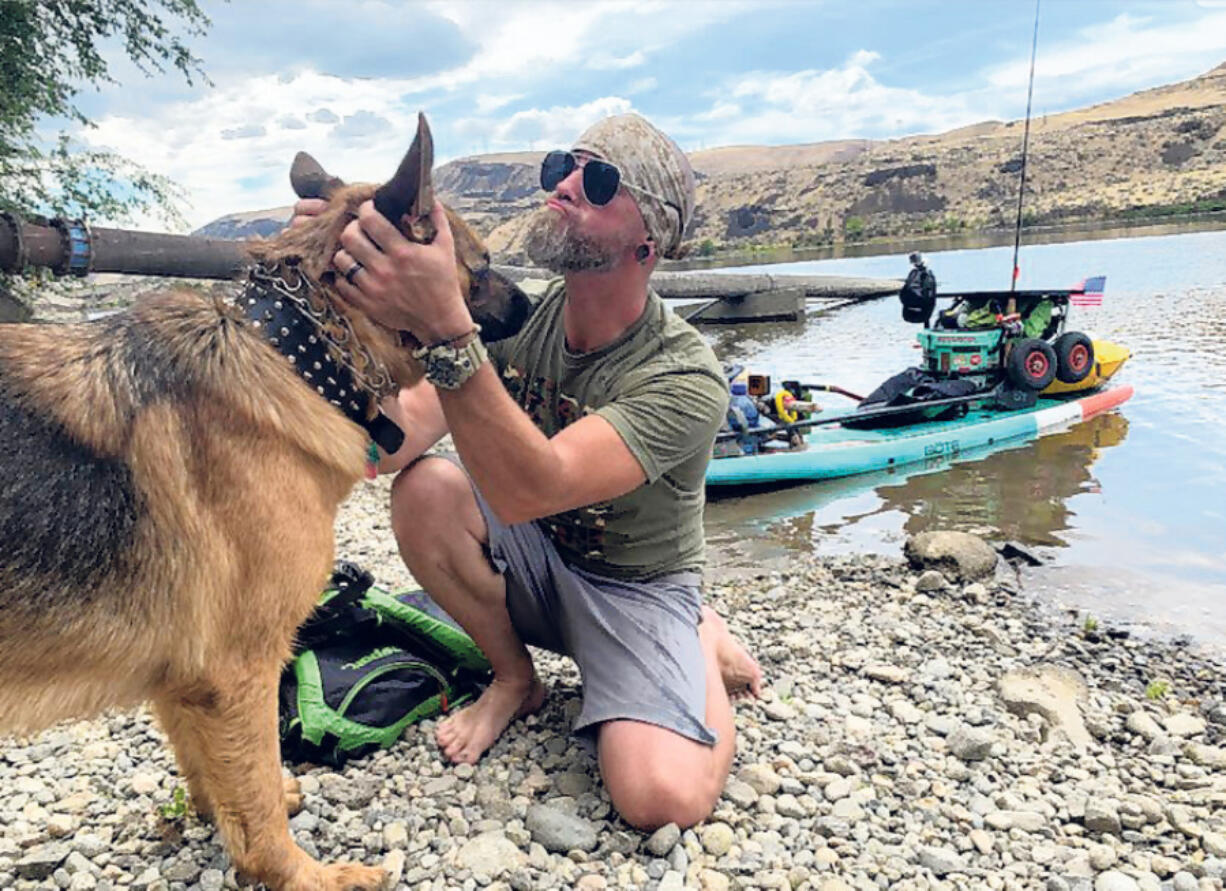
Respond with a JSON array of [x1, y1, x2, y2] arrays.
[[694, 103, 742, 123], [423, 0, 757, 89], [220, 125, 266, 140], [475, 93, 524, 114], [421, 2, 759, 152], [848, 49, 880, 68], [334, 110, 393, 143], [984, 11, 1226, 98], [424, 1, 619, 86], [78, 69, 437, 229], [689, 52, 987, 147], [455, 96, 636, 152], [589, 50, 647, 71]]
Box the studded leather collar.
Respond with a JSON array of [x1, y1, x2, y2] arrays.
[[237, 261, 405, 455]]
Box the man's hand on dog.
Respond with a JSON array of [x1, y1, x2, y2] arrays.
[[290, 198, 327, 224], [332, 200, 474, 343]]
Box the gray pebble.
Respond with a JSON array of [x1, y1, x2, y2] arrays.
[[644, 823, 680, 857]]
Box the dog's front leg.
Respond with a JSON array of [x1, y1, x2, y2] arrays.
[[152, 698, 305, 821], [156, 667, 385, 891], [153, 696, 217, 819]]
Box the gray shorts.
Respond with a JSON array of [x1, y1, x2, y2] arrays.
[[434, 456, 716, 746]]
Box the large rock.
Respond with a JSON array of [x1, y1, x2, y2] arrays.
[[1084, 799, 1122, 836], [904, 532, 998, 581], [996, 663, 1093, 751], [947, 725, 996, 761], [456, 832, 525, 877], [525, 803, 598, 853], [737, 763, 782, 795], [918, 845, 967, 876], [15, 844, 69, 881]]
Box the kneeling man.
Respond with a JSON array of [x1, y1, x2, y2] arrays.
[[323, 112, 762, 830]]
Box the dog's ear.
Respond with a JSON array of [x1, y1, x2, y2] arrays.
[[290, 152, 346, 201], [373, 112, 434, 227]]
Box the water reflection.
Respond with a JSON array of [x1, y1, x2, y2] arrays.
[[706, 411, 1130, 570], [887, 411, 1129, 546]]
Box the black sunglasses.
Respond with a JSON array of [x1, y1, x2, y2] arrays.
[[540, 150, 623, 206]]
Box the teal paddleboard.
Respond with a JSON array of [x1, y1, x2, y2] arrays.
[[706, 386, 1133, 487]]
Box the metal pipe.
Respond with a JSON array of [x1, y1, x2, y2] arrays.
[[0, 214, 249, 279]]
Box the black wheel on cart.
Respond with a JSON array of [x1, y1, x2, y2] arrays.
[[1053, 331, 1095, 384], [1006, 338, 1058, 391]]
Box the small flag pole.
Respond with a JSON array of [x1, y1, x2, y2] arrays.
[[1008, 0, 1041, 312]]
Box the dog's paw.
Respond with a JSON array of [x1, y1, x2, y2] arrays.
[[318, 862, 386, 891], [283, 776, 304, 816], [189, 795, 214, 823]]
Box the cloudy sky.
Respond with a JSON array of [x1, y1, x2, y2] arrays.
[[61, 0, 1226, 231]]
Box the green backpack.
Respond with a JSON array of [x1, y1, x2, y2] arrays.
[[278, 562, 491, 766]]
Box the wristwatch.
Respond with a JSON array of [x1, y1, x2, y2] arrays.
[[412, 327, 488, 390]]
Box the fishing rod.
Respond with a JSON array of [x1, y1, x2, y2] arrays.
[[1008, 0, 1042, 309]]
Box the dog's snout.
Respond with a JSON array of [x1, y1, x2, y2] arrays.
[[469, 271, 532, 343], [503, 282, 533, 338]]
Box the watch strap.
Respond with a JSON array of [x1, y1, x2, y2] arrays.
[[413, 331, 488, 390]]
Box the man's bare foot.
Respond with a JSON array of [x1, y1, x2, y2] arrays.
[[436, 675, 547, 764], [701, 605, 763, 701]]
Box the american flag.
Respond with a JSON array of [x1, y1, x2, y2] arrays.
[[1071, 275, 1106, 307]]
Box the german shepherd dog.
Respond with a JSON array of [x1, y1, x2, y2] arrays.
[[0, 115, 530, 889]]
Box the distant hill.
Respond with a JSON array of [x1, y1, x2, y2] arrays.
[[197, 61, 1226, 261], [194, 205, 293, 240]]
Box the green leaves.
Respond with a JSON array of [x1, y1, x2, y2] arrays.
[[0, 0, 211, 224], [157, 784, 189, 820], [1145, 679, 1170, 701]]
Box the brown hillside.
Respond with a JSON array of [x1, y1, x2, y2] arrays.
[[689, 140, 874, 176], [437, 61, 1226, 263]]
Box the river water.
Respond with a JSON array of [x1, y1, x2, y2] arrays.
[[695, 228, 1226, 648]]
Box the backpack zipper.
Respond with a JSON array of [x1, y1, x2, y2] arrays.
[[336, 659, 450, 719]]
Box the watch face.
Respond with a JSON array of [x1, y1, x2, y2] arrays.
[[426, 342, 482, 389], [433, 354, 464, 388]]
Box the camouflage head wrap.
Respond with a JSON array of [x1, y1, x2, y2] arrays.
[[573, 113, 695, 259]]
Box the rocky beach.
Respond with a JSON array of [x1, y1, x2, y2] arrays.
[[1, 474, 1224, 891]]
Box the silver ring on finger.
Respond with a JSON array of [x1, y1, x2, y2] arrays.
[[344, 261, 364, 285]]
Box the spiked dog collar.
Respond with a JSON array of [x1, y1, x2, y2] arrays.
[[238, 261, 405, 455]]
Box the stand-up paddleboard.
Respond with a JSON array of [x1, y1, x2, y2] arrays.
[[706, 385, 1133, 487]]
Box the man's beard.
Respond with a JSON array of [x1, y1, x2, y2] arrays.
[[522, 207, 619, 273]]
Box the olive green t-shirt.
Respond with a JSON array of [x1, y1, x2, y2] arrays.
[[488, 279, 727, 581]]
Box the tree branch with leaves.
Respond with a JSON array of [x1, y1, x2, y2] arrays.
[[0, 0, 212, 226]]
